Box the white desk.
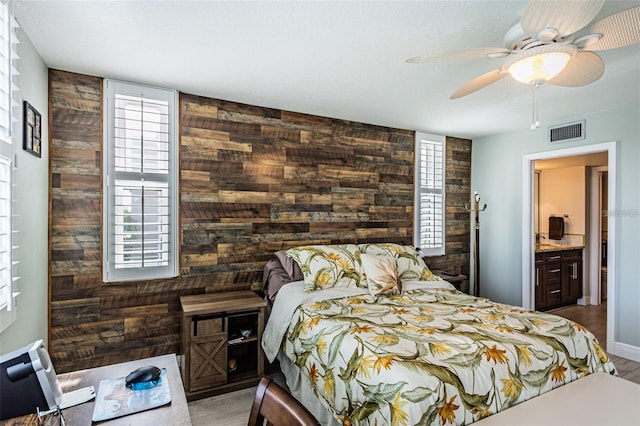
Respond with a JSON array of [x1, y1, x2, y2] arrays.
[[475, 372, 640, 425]]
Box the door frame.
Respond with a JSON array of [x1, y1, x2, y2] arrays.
[[589, 166, 608, 305], [521, 141, 616, 353]]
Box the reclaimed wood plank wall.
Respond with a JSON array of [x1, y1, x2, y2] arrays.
[[48, 69, 471, 372]]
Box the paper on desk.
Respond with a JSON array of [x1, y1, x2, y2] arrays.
[[60, 386, 96, 409]]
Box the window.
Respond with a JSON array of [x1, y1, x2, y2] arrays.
[[103, 80, 178, 282], [414, 132, 445, 256], [0, 0, 18, 333]]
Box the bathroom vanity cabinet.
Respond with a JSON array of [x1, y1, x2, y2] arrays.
[[535, 248, 582, 311]]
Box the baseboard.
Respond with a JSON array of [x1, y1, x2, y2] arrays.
[[580, 296, 603, 305], [612, 341, 640, 363]]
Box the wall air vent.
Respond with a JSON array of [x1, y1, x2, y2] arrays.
[[548, 120, 585, 143]]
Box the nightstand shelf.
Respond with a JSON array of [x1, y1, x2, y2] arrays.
[[432, 270, 469, 293], [180, 291, 267, 401]]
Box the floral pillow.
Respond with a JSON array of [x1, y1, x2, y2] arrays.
[[358, 243, 439, 282], [286, 244, 363, 292], [360, 253, 401, 297]]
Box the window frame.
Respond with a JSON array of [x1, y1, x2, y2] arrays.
[[103, 80, 179, 283], [0, 0, 19, 333], [414, 132, 446, 256]]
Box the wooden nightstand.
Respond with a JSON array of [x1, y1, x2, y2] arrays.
[[433, 270, 469, 294], [180, 291, 267, 401]]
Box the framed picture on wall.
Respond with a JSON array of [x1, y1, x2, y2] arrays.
[[23, 101, 42, 158]]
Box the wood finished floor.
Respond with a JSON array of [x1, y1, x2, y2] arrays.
[[188, 303, 640, 426]]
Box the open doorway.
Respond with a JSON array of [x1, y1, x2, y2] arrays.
[[534, 152, 607, 306], [522, 142, 617, 354]]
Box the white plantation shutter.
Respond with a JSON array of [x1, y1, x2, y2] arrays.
[[104, 81, 178, 282], [0, 0, 18, 142], [415, 132, 445, 256], [0, 157, 14, 313], [0, 0, 18, 332]]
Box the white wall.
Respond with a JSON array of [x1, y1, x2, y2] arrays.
[[539, 166, 586, 236], [0, 28, 49, 354], [472, 104, 640, 351]]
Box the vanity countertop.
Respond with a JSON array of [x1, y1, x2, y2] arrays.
[[535, 243, 585, 253]]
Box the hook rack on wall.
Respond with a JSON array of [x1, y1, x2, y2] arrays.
[[465, 192, 488, 218], [465, 191, 487, 297]]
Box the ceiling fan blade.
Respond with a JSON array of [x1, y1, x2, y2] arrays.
[[547, 51, 604, 87], [581, 5, 640, 51], [406, 47, 512, 64], [450, 69, 508, 99], [521, 0, 604, 37]]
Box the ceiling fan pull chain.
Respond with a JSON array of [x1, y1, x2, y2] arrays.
[[530, 84, 540, 130]]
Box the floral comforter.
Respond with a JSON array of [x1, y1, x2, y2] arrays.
[[263, 281, 616, 425]]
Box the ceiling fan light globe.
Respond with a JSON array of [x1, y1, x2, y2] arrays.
[[508, 51, 572, 84]]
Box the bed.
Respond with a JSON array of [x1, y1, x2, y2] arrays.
[[262, 243, 616, 425]]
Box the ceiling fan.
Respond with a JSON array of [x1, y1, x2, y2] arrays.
[[407, 0, 640, 104]]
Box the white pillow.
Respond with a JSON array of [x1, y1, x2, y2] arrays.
[[358, 243, 439, 283], [361, 253, 401, 297]]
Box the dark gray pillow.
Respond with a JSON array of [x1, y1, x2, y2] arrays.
[[274, 250, 303, 281]]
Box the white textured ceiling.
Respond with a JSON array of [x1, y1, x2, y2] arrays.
[[12, 0, 640, 139]]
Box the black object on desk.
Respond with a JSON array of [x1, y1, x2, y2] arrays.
[[125, 365, 161, 388]]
